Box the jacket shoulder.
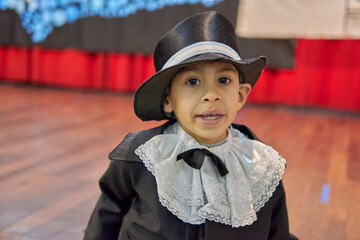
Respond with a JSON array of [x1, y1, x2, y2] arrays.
[[108, 121, 174, 162], [231, 123, 260, 141]]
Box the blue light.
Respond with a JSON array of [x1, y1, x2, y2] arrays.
[[66, 5, 79, 23], [53, 8, 67, 27], [6, 0, 17, 9], [14, 1, 25, 14], [133, 0, 145, 9], [90, 0, 104, 13], [124, 4, 136, 16], [1, 0, 224, 42], [28, 1, 39, 12], [60, 0, 72, 5], [108, 0, 120, 10], [146, 2, 158, 11], [42, 10, 52, 24], [320, 184, 330, 204]]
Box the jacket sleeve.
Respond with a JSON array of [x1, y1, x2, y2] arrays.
[[268, 181, 298, 240], [84, 160, 136, 240]]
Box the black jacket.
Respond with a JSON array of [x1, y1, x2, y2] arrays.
[[84, 121, 297, 240]]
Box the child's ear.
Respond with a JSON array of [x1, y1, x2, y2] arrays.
[[238, 83, 251, 109], [163, 89, 173, 113]]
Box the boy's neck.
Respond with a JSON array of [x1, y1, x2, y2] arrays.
[[201, 138, 227, 148]]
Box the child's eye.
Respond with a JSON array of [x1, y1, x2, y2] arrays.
[[218, 77, 231, 84], [186, 78, 200, 85]]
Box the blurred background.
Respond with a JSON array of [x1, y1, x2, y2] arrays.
[[0, 0, 359, 239]]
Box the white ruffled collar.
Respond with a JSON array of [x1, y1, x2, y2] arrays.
[[135, 122, 285, 227]]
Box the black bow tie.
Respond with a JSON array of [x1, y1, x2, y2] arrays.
[[177, 148, 229, 177]]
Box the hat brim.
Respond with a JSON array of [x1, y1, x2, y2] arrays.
[[134, 53, 267, 121]]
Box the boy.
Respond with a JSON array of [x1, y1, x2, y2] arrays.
[[84, 11, 297, 240]]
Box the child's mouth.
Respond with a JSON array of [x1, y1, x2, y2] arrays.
[[201, 114, 222, 120], [196, 113, 225, 125]]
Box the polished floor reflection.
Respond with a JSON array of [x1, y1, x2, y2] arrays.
[[0, 83, 359, 240]]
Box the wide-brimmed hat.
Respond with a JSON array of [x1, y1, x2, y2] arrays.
[[134, 11, 267, 121]]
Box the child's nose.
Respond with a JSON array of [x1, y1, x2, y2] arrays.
[[201, 84, 221, 102]]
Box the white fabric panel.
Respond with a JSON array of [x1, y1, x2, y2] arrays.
[[236, 0, 360, 39]]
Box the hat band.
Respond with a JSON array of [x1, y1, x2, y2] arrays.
[[161, 41, 241, 70]]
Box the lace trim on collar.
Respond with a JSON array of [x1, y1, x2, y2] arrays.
[[135, 123, 285, 227]]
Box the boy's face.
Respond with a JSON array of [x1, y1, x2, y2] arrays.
[[164, 61, 251, 144]]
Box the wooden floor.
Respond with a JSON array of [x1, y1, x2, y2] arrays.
[[0, 83, 359, 240]]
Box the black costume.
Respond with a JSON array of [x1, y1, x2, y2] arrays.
[[84, 122, 296, 240], [85, 11, 298, 240]]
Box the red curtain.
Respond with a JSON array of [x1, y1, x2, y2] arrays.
[[247, 40, 360, 111], [1, 40, 359, 111], [0, 46, 154, 91]]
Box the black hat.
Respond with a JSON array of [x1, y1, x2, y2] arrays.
[[134, 11, 266, 121]]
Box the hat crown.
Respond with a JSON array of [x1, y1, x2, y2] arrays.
[[154, 11, 240, 72]]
